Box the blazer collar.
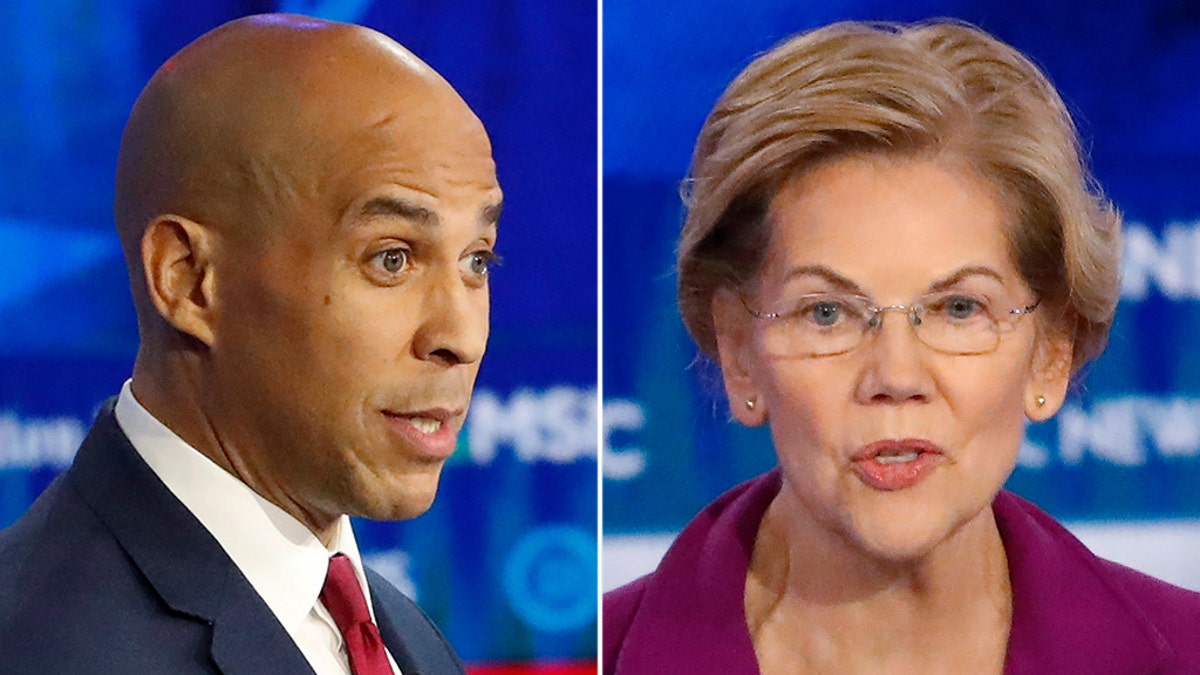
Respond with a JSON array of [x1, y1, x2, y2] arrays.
[[615, 471, 775, 674], [67, 401, 316, 675], [619, 469, 1173, 674], [994, 490, 1171, 673]]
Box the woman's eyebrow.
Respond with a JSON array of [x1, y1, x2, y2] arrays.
[[927, 265, 1006, 293], [780, 265, 867, 295], [779, 263, 1007, 298]]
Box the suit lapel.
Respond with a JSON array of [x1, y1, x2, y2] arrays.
[[367, 567, 466, 675], [369, 570, 425, 675], [67, 402, 317, 675]]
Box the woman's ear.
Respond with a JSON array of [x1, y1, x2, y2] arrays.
[[712, 288, 768, 426], [1025, 331, 1074, 421]]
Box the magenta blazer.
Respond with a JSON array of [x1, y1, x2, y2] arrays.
[[604, 469, 1200, 674]]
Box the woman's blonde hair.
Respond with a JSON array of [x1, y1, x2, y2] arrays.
[[677, 20, 1121, 374]]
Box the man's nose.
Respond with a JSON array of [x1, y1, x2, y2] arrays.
[[413, 270, 489, 367]]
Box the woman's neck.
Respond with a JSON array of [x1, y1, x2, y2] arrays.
[[745, 489, 1012, 674]]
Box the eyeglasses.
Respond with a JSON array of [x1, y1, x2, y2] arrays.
[[744, 291, 1039, 357]]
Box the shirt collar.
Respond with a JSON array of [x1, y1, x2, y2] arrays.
[[113, 380, 375, 634]]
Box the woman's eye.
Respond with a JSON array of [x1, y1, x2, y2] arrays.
[[372, 247, 410, 274], [936, 295, 985, 321], [800, 300, 845, 327], [461, 250, 499, 277]]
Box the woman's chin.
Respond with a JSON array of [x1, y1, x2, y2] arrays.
[[837, 501, 993, 569], [778, 473, 998, 569], [846, 526, 949, 566]]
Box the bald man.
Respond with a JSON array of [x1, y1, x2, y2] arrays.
[[0, 14, 501, 675]]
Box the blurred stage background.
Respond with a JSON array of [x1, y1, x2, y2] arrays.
[[603, 0, 1200, 592], [0, 1, 596, 672]]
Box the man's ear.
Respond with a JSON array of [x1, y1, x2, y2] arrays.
[[1025, 331, 1074, 422], [712, 288, 768, 427], [141, 214, 218, 347]]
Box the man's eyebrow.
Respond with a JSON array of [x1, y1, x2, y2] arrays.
[[360, 197, 503, 231], [481, 201, 503, 227], [361, 197, 440, 227]]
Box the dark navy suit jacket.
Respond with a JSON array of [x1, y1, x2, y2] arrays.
[[0, 401, 465, 675], [605, 469, 1200, 674]]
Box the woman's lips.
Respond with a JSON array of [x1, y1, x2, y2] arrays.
[[382, 408, 461, 460], [850, 438, 947, 491]]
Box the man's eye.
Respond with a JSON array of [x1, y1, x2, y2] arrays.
[[461, 250, 499, 277], [372, 248, 410, 274]]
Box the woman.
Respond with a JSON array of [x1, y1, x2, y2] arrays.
[[603, 20, 1200, 674]]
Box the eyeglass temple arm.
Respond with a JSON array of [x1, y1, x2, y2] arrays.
[[1007, 299, 1040, 316]]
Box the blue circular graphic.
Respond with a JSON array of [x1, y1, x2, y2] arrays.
[[503, 525, 597, 632]]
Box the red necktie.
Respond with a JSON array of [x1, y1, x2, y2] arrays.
[[320, 553, 394, 675]]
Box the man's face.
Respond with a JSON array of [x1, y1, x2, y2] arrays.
[[205, 79, 501, 528]]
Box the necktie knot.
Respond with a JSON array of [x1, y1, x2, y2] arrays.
[[321, 553, 372, 628], [320, 553, 393, 675]]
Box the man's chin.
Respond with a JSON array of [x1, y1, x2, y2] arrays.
[[352, 472, 443, 522]]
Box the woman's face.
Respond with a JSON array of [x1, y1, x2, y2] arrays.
[[712, 154, 1072, 562]]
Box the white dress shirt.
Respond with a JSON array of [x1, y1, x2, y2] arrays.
[[114, 380, 402, 675]]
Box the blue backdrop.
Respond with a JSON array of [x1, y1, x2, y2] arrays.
[[0, 0, 597, 668], [602, 0, 1200, 588]]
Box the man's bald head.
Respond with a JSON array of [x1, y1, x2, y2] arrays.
[[114, 13, 501, 537], [114, 14, 485, 331]]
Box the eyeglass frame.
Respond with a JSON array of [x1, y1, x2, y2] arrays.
[[742, 291, 1041, 357]]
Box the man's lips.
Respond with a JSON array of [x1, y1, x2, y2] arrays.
[[383, 407, 462, 424], [381, 407, 464, 459], [850, 438, 947, 491]]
